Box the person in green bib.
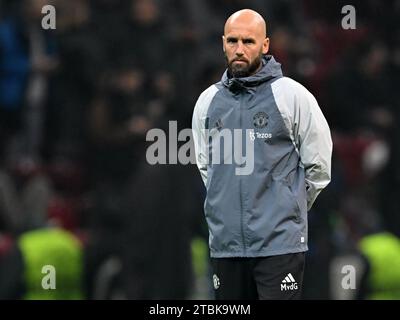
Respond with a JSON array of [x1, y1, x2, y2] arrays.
[[357, 232, 400, 300], [0, 227, 84, 300], [18, 227, 84, 300]]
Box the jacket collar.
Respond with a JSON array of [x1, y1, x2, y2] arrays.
[[221, 55, 283, 91]]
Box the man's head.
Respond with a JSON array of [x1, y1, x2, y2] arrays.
[[223, 9, 269, 78]]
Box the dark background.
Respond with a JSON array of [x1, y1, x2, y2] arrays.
[[0, 0, 399, 300]]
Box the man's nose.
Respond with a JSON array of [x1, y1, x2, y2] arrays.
[[235, 41, 244, 56]]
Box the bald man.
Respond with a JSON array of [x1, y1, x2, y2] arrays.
[[192, 10, 332, 299]]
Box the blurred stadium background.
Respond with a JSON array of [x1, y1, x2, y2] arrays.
[[0, 0, 399, 300]]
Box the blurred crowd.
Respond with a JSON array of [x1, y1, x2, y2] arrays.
[[0, 0, 399, 299]]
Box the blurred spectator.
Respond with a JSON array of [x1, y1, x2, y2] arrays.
[[0, 227, 84, 299], [0, 0, 58, 165], [357, 231, 400, 300]]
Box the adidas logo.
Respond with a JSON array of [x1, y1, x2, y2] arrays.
[[281, 273, 298, 291]]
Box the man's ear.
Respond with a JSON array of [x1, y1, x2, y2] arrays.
[[222, 35, 226, 53], [263, 37, 270, 54]]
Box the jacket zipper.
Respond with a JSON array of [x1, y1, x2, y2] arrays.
[[239, 93, 247, 255]]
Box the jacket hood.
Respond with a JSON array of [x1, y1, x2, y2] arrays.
[[222, 55, 283, 90]]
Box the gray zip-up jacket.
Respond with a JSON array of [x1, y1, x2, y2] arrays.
[[192, 55, 332, 258]]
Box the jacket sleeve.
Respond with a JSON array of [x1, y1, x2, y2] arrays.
[[293, 84, 333, 210], [192, 85, 218, 186]]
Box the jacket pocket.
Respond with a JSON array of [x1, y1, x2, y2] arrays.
[[282, 183, 302, 222]]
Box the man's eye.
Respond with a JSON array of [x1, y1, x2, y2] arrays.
[[227, 39, 237, 43], [243, 39, 255, 44]]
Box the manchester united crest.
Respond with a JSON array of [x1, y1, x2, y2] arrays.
[[253, 111, 269, 129]]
